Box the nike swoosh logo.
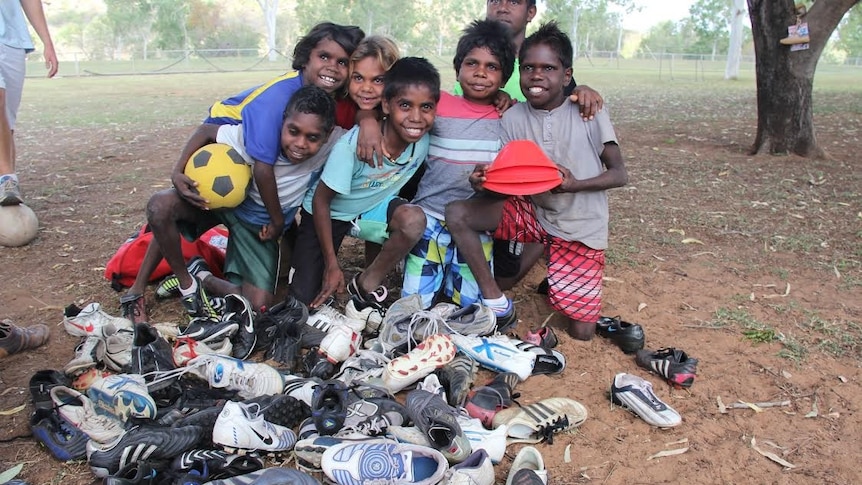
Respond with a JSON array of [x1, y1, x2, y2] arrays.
[[70, 321, 94, 333], [251, 427, 274, 445], [243, 318, 254, 334]]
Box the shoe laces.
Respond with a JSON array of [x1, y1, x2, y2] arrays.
[[537, 415, 569, 444], [404, 311, 443, 351]]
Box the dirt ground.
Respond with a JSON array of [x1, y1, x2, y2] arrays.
[[0, 95, 860, 485]]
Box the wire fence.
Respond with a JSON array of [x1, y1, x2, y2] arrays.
[[28, 48, 862, 81]]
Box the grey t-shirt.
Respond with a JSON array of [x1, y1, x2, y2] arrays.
[[500, 101, 618, 249]]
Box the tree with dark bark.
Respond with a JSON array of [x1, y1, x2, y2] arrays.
[[747, 0, 860, 158]]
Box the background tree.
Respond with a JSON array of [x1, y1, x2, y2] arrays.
[[725, 0, 747, 79], [638, 20, 696, 56], [256, 0, 279, 61], [544, 0, 635, 58], [747, 0, 860, 157], [836, 5, 862, 58], [689, 0, 732, 57]]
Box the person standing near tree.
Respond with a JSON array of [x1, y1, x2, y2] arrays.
[[0, 0, 58, 205]]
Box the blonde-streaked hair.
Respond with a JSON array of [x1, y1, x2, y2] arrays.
[[349, 35, 400, 78]]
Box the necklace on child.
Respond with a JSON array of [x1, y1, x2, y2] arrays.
[[381, 122, 416, 166]]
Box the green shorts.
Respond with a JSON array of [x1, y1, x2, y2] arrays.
[[179, 210, 280, 293]]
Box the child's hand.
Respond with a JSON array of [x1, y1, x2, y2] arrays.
[[493, 91, 515, 116], [311, 266, 344, 308], [469, 165, 488, 192], [553, 165, 576, 193], [569, 85, 604, 121], [259, 220, 284, 242], [171, 172, 209, 210], [357, 113, 387, 168]]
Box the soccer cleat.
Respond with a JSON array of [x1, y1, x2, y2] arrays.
[[155, 276, 181, 299], [0, 175, 23, 205], [294, 435, 346, 473], [172, 449, 264, 481], [322, 439, 448, 485], [30, 369, 70, 410], [87, 424, 203, 478], [505, 446, 548, 485], [185, 354, 285, 398], [311, 380, 349, 436], [443, 448, 495, 485], [178, 318, 239, 344], [319, 324, 362, 364], [465, 372, 520, 428], [103, 460, 159, 485], [492, 299, 518, 334], [635, 347, 698, 389], [128, 323, 177, 392], [512, 339, 566, 376], [222, 294, 257, 360], [336, 397, 409, 438], [449, 333, 536, 381], [173, 337, 233, 367], [181, 277, 219, 320], [334, 349, 389, 386], [104, 327, 135, 372], [382, 333, 455, 393], [260, 296, 308, 370], [72, 367, 115, 392], [64, 334, 107, 376], [0, 320, 50, 358], [596, 316, 645, 354], [441, 303, 496, 337], [307, 302, 366, 334], [30, 407, 89, 461], [212, 400, 297, 454], [302, 347, 337, 379], [119, 294, 148, 325], [88, 373, 157, 420], [491, 397, 588, 444], [611, 373, 681, 428], [344, 273, 388, 332], [406, 388, 471, 463], [283, 375, 321, 407], [437, 353, 478, 408], [250, 393, 311, 429], [50, 385, 125, 443], [63, 302, 133, 337], [522, 326, 558, 349]]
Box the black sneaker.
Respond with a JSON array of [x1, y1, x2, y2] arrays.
[[30, 407, 88, 461], [302, 347, 335, 380], [464, 372, 520, 428], [260, 296, 308, 370], [172, 449, 264, 481], [29, 369, 70, 410], [86, 424, 204, 478], [344, 273, 388, 331], [248, 393, 311, 429], [103, 460, 159, 485], [120, 293, 148, 324], [494, 299, 519, 334], [311, 380, 348, 436], [157, 257, 211, 300], [222, 294, 257, 359], [596, 316, 645, 354], [177, 318, 239, 344], [180, 277, 219, 320], [635, 347, 698, 389], [437, 353, 478, 408], [128, 323, 177, 392]]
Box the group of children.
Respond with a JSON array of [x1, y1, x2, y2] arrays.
[[121, 0, 628, 342]]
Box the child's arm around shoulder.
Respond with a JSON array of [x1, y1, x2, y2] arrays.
[[555, 142, 628, 194], [171, 123, 220, 210]]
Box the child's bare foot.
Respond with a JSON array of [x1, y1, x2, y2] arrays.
[[567, 320, 596, 341]]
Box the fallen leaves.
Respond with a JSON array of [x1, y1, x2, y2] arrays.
[[647, 439, 690, 461], [751, 437, 796, 469]]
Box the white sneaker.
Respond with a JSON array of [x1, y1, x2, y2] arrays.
[[186, 354, 285, 398], [321, 439, 448, 485], [63, 303, 133, 337], [103, 327, 134, 372], [50, 385, 124, 443], [306, 303, 366, 334], [282, 375, 321, 407], [442, 448, 495, 485], [87, 373, 156, 420], [319, 325, 361, 364], [345, 298, 384, 333], [610, 373, 681, 428], [449, 333, 536, 381], [64, 334, 107, 376], [334, 349, 389, 385], [505, 446, 548, 485], [212, 400, 297, 453], [172, 338, 232, 366], [457, 411, 507, 464], [442, 304, 496, 337]]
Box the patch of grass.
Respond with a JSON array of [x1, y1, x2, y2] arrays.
[[769, 234, 823, 253], [771, 267, 790, 280], [605, 242, 640, 268], [777, 334, 809, 363]]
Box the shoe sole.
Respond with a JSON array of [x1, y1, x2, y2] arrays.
[[383, 334, 455, 393]]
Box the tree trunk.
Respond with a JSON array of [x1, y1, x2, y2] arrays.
[[725, 0, 745, 79], [747, 0, 859, 157]]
